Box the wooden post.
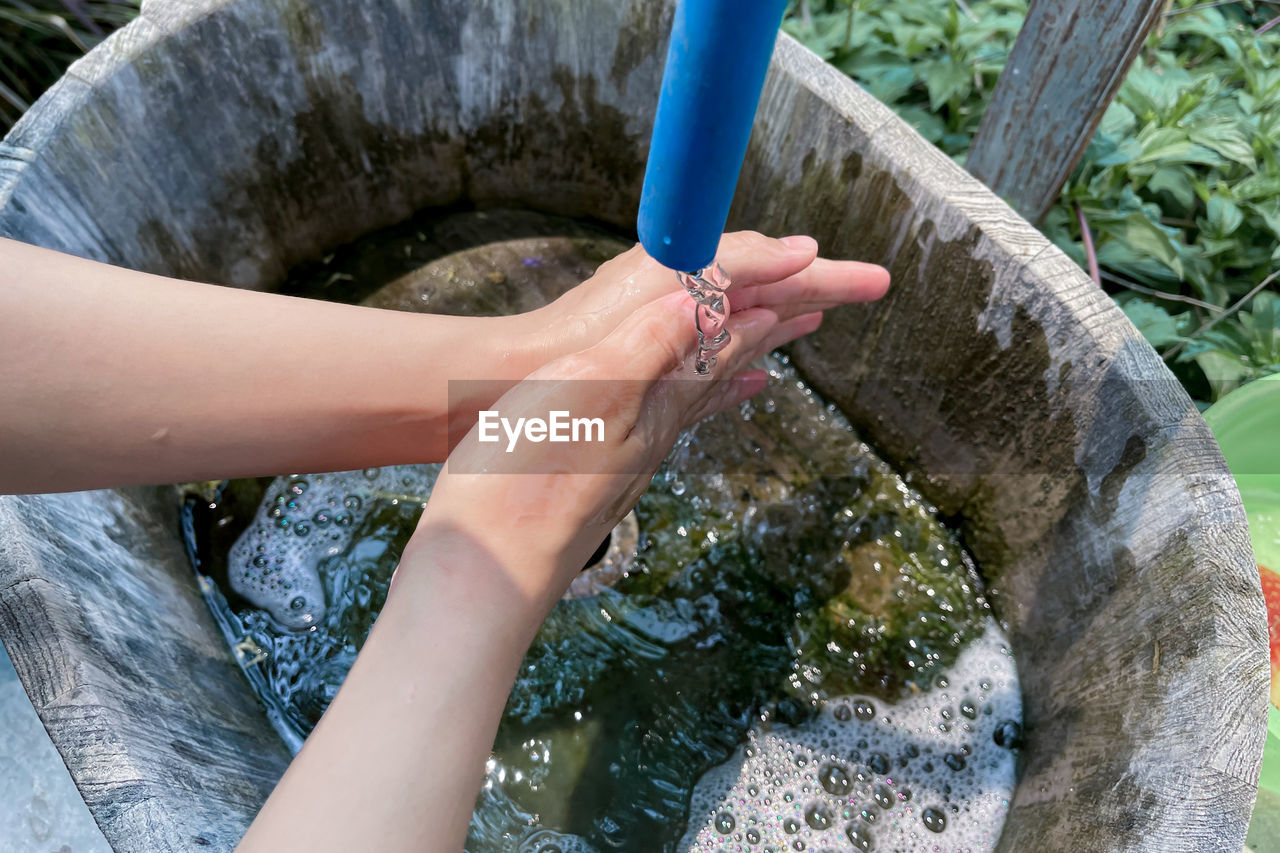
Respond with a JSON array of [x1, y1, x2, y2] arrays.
[[966, 0, 1166, 223]]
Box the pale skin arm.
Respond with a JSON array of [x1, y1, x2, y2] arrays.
[[0, 237, 531, 493], [0, 234, 886, 494]]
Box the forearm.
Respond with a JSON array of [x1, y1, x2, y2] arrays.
[[0, 238, 538, 493], [238, 526, 556, 852]]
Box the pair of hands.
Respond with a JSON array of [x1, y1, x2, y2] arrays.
[[405, 231, 890, 612], [238, 232, 889, 853]]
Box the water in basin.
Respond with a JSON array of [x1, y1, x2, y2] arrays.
[[178, 209, 1022, 852]]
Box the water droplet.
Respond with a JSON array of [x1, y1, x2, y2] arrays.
[[783, 817, 800, 834], [833, 704, 852, 722], [715, 812, 735, 834], [252, 555, 268, 569], [872, 784, 893, 809], [845, 825, 874, 851], [944, 752, 966, 771], [344, 494, 363, 510], [805, 803, 833, 831], [289, 480, 308, 496], [289, 596, 307, 611], [866, 752, 889, 775], [993, 720, 1022, 749], [818, 762, 852, 796], [853, 700, 876, 721], [960, 699, 977, 719], [922, 807, 947, 833], [293, 522, 311, 537]]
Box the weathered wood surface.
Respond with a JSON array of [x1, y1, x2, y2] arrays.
[[0, 489, 292, 851], [0, 0, 1266, 851], [966, 0, 1166, 222]]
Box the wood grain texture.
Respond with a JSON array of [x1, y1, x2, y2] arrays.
[[0, 1, 1266, 850], [966, 0, 1165, 222]]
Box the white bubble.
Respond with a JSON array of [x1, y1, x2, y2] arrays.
[[680, 619, 1021, 853], [228, 464, 440, 629]]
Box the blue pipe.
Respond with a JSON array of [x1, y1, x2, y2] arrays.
[[638, 0, 788, 273]]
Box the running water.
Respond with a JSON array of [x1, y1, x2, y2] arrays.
[[677, 264, 732, 374]]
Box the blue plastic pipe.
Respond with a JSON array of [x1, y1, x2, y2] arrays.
[[638, 0, 788, 273]]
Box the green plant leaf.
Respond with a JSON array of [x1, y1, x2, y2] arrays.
[[895, 104, 947, 143], [1099, 101, 1137, 137], [1115, 212, 1185, 278], [1189, 120, 1257, 169], [1094, 136, 1143, 168], [1193, 349, 1255, 400], [1146, 166, 1197, 210], [1121, 300, 1182, 347], [1205, 194, 1245, 237], [919, 56, 969, 111]]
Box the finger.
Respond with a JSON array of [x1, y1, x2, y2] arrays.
[[676, 312, 820, 425], [594, 290, 702, 380], [713, 231, 820, 289], [685, 368, 770, 425], [730, 258, 891, 318], [589, 242, 655, 285], [595, 232, 823, 314], [655, 306, 777, 421], [659, 306, 778, 420], [749, 311, 824, 362], [711, 306, 782, 378]]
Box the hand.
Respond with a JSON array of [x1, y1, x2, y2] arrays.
[[513, 231, 890, 373], [404, 280, 865, 612]]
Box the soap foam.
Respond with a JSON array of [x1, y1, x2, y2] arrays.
[[680, 618, 1021, 853], [228, 465, 440, 629]]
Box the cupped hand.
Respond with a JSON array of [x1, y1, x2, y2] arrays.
[[515, 231, 890, 370], [404, 287, 833, 610]]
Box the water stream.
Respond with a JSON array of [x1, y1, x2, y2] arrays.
[[677, 264, 732, 374]]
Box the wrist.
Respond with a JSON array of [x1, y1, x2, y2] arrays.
[[394, 517, 568, 632]]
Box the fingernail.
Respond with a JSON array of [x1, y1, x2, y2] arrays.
[[779, 235, 818, 252]]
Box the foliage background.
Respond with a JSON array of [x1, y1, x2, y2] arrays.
[[3, 0, 1278, 406], [784, 0, 1280, 406], [1, 1, 138, 128]]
